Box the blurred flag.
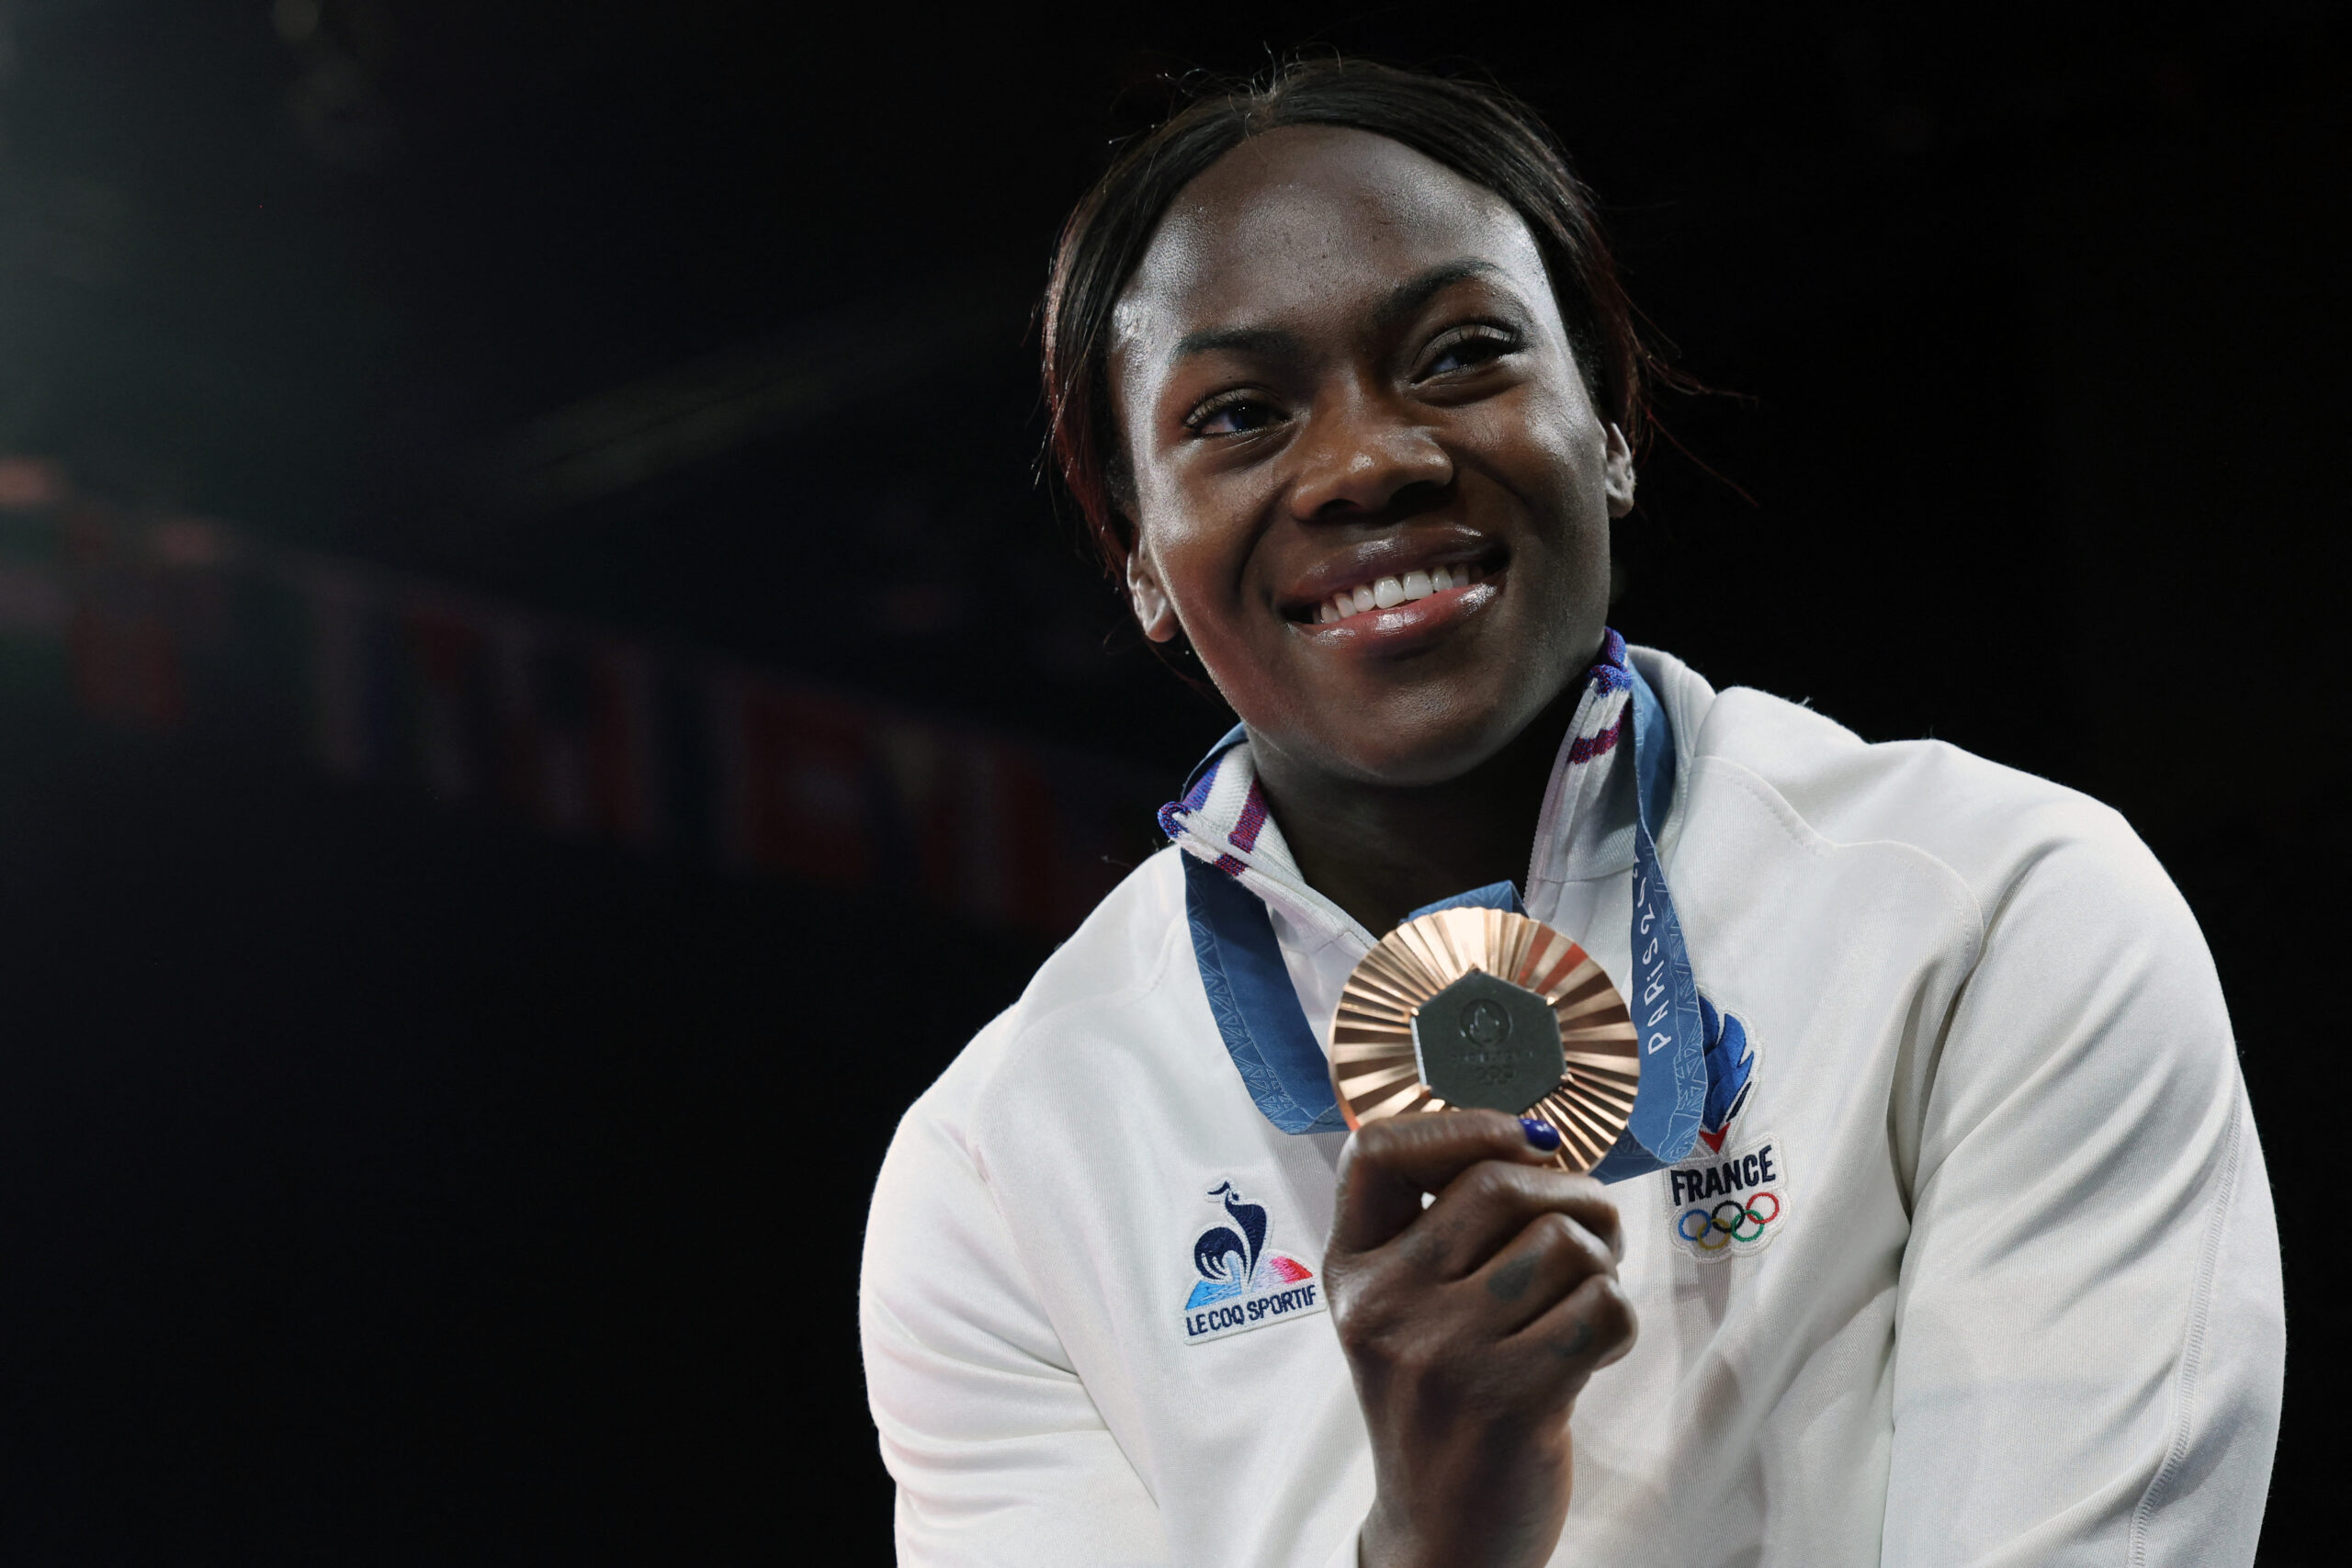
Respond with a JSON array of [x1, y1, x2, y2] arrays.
[[0, 457, 1159, 937]]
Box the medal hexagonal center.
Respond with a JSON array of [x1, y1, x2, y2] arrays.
[[1410, 969, 1565, 1113]]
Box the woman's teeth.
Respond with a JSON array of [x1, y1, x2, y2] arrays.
[[1314, 562, 1482, 624]]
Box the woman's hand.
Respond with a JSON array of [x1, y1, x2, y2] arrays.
[[1323, 1111, 1634, 1568]]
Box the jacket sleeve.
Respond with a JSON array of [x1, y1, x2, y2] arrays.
[[860, 1071, 1172, 1568], [1881, 815, 2285, 1567]]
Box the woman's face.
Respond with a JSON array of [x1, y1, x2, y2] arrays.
[[1111, 126, 1634, 788]]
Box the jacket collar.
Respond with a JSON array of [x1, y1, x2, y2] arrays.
[[1158, 628, 1655, 943]]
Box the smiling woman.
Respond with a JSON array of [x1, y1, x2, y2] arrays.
[[859, 59, 2283, 1568]]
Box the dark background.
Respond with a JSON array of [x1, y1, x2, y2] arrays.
[[0, 3, 2341, 1562]]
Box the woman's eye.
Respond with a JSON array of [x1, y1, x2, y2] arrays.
[[1420, 329, 1517, 378], [1188, 395, 1283, 437]]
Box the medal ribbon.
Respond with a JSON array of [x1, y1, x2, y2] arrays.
[[1171, 636, 1709, 1178], [1587, 654, 1708, 1179]]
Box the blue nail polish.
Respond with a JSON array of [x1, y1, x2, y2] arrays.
[[1521, 1116, 1561, 1152]]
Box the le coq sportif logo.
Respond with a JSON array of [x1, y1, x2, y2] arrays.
[[1178, 1181, 1326, 1344]]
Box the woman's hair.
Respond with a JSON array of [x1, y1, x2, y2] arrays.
[[1041, 57, 1662, 588]]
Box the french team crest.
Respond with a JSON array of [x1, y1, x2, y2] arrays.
[[1177, 1181, 1325, 1344], [1660, 999, 1790, 1262]]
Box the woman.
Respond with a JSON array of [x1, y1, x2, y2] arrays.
[[859, 60, 2282, 1568]]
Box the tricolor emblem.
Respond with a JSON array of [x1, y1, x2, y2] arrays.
[[1178, 1182, 1325, 1344]]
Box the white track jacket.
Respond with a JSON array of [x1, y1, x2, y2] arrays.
[[860, 645, 2284, 1567]]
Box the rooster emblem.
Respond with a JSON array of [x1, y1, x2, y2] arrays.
[[1185, 1182, 1314, 1309]]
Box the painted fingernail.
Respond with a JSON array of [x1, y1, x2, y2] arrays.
[[1520, 1116, 1561, 1152]]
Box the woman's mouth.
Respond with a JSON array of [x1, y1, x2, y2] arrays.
[[1299, 558, 1498, 626]]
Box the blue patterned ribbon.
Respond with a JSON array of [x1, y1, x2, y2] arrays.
[[1586, 660, 1707, 1179]]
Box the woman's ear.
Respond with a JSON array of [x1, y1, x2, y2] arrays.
[[1603, 424, 1637, 519], [1125, 545, 1180, 644]]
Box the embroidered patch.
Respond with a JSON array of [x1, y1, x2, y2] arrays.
[[1178, 1181, 1326, 1344], [1659, 1002, 1783, 1260], [1663, 1134, 1789, 1261]]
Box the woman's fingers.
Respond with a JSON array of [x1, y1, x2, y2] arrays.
[[1329, 1110, 1557, 1255], [1468, 1209, 1621, 1334], [1507, 1269, 1638, 1381], [1329, 1110, 1626, 1362], [1394, 1160, 1621, 1281]]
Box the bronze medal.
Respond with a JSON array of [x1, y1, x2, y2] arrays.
[[1329, 907, 1638, 1172]]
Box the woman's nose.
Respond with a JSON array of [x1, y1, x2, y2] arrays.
[[1286, 394, 1453, 522]]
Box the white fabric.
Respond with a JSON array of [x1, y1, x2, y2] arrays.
[[860, 647, 2285, 1567]]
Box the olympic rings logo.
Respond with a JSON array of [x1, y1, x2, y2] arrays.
[[1676, 1190, 1781, 1250]]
